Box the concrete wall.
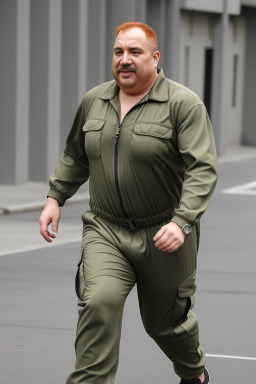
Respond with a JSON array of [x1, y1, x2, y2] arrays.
[[0, 0, 17, 184], [0, 0, 256, 184], [29, 0, 49, 181], [147, 0, 181, 81], [228, 16, 246, 146], [242, 6, 256, 146], [0, 0, 30, 184], [179, 10, 247, 152], [60, 0, 80, 152], [180, 11, 215, 98]]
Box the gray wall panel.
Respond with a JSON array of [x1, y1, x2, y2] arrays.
[[29, 0, 49, 181], [165, 0, 181, 81], [78, 0, 89, 101], [0, 0, 17, 184], [242, 7, 256, 145], [147, 0, 166, 61], [47, 0, 62, 177], [16, 0, 30, 184], [60, 0, 80, 152], [87, 0, 107, 89], [147, 0, 181, 81], [211, 2, 230, 155]]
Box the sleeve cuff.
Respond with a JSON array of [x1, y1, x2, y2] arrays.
[[47, 188, 67, 207], [171, 215, 190, 229]]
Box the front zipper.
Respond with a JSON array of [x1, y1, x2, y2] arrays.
[[114, 121, 129, 217], [114, 99, 147, 218]]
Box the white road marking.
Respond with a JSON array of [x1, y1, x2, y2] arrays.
[[221, 181, 256, 195], [206, 353, 256, 361], [0, 237, 81, 257]]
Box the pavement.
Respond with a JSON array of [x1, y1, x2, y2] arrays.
[[1, 145, 256, 383], [0, 145, 256, 216], [0, 181, 90, 215]]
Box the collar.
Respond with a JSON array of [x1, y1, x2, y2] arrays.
[[98, 68, 168, 103]]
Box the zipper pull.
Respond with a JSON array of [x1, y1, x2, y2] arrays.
[[115, 125, 121, 144]]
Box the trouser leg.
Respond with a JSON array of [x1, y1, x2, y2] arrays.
[[133, 224, 205, 381], [66, 213, 136, 384]]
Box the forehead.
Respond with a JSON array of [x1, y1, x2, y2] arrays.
[[114, 27, 147, 47]]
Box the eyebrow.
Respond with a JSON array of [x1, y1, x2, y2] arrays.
[[113, 46, 143, 51]]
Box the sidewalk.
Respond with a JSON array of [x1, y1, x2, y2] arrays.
[[0, 182, 89, 215], [0, 146, 256, 216], [217, 144, 256, 163]]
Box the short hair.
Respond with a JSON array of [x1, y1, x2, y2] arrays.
[[115, 22, 158, 51]]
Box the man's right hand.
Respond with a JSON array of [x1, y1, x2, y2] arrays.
[[39, 197, 61, 242]]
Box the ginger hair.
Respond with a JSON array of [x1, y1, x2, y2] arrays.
[[115, 22, 158, 52]]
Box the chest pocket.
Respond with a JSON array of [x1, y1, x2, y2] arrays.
[[129, 123, 173, 163], [82, 119, 105, 159]]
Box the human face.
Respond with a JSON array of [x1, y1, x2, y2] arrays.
[[112, 27, 160, 95]]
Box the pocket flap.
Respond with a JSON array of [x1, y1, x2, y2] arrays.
[[82, 119, 105, 132], [133, 123, 173, 139], [178, 271, 196, 298]]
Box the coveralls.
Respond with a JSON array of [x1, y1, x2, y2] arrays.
[[48, 69, 218, 383]]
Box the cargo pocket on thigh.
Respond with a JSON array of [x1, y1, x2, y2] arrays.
[[172, 271, 196, 327], [75, 248, 85, 301]]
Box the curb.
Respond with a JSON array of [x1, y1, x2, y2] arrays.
[[0, 194, 90, 216], [218, 147, 256, 164]]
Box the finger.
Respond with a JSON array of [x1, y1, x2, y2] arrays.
[[164, 240, 184, 253], [162, 230, 185, 248], [153, 225, 167, 242], [48, 232, 56, 239], [40, 230, 53, 243], [51, 218, 59, 234], [40, 220, 54, 242], [156, 237, 174, 251], [42, 225, 57, 242], [40, 220, 50, 236], [155, 231, 173, 248], [159, 244, 176, 253]]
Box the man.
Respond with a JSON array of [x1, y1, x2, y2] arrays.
[[39, 22, 217, 384]]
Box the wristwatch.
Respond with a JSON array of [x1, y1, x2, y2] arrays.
[[181, 224, 192, 235]]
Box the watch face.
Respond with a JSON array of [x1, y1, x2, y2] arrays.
[[182, 224, 192, 234]]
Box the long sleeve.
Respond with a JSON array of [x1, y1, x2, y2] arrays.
[[47, 100, 90, 206], [171, 103, 218, 228]]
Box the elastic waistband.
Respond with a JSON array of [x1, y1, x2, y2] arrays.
[[89, 201, 174, 231]]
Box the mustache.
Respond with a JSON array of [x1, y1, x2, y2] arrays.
[[117, 66, 136, 74]]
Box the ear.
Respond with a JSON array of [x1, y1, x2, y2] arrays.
[[153, 51, 160, 68]]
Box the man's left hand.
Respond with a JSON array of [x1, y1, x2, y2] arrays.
[[153, 222, 185, 253]]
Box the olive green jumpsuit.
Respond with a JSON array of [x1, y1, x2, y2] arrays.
[[48, 69, 218, 383]]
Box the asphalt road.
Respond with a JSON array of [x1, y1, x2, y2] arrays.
[[1, 157, 256, 384]]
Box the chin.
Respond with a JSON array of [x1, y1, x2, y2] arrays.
[[120, 81, 135, 89]]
